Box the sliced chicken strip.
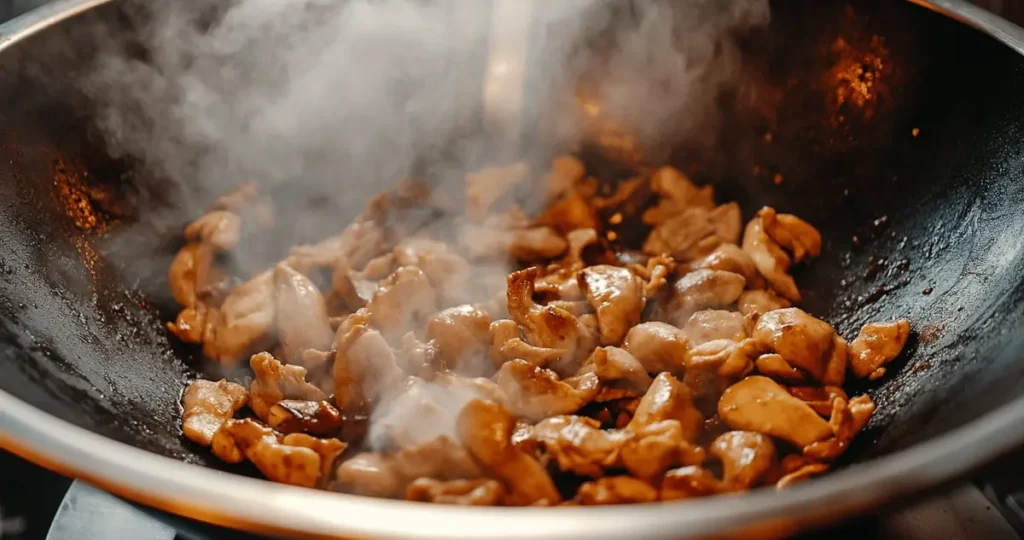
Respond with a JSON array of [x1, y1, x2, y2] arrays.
[[249, 352, 327, 421], [334, 452, 403, 497], [366, 266, 438, 341], [642, 207, 718, 260], [203, 270, 276, 366], [267, 400, 343, 436], [849, 320, 911, 380], [499, 338, 565, 368], [579, 265, 647, 346], [273, 263, 334, 367], [742, 213, 801, 301], [457, 399, 562, 506], [494, 359, 596, 421], [660, 466, 726, 500], [718, 376, 833, 447], [184, 210, 242, 252], [507, 267, 596, 372], [737, 289, 791, 318], [754, 353, 806, 383], [587, 346, 653, 395], [711, 431, 777, 489], [406, 478, 506, 505], [281, 433, 348, 480], [531, 416, 627, 477], [577, 476, 658, 505], [684, 310, 750, 346], [710, 202, 743, 245], [333, 323, 403, 412], [665, 269, 745, 327], [426, 305, 492, 371], [627, 373, 703, 442], [642, 166, 716, 226], [621, 322, 690, 374], [687, 244, 765, 289], [759, 207, 822, 264], [489, 319, 522, 365], [619, 420, 706, 482], [213, 419, 328, 488], [509, 226, 569, 260], [465, 162, 529, 221], [181, 379, 247, 446], [753, 308, 837, 382]]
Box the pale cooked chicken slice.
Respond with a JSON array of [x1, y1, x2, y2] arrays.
[[642, 207, 718, 260], [509, 227, 569, 260], [619, 420, 706, 482], [214, 419, 328, 488], [710, 202, 743, 245], [759, 207, 822, 264], [499, 338, 564, 368], [576, 476, 658, 505], [395, 332, 439, 377], [167, 304, 209, 344], [465, 162, 530, 221], [824, 335, 849, 387], [457, 399, 562, 506], [664, 269, 746, 327], [537, 189, 598, 236], [622, 322, 690, 374], [803, 395, 876, 461], [718, 376, 832, 447], [752, 308, 837, 382], [754, 353, 806, 383], [545, 155, 586, 199], [534, 228, 598, 301], [288, 221, 387, 274], [249, 352, 327, 421], [737, 289, 791, 318], [530, 416, 627, 477], [742, 213, 800, 301], [389, 435, 484, 482], [333, 322, 404, 412], [203, 270, 276, 366], [366, 266, 438, 340], [776, 463, 830, 489], [181, 379, 247, 446], [687, 338, 763, 379], [627, 373, 703, 442], [494, 359, 595, 421], [330, 255, 378, 311], [426, 305, 492, 371], [687, 244, 765, 289], [406, 478, 506, 505], [168, 242, 217, 308], [392, 237, 472, 302], [660, 466, 726, 500], [849, 320, 911, 380], [267, 399, 343, 436], [710, 431, 776, 489], [184, 210, 242, 252], [281, 433, 348, 480], [642, 166, 716, 225], [578, 265, 646, 346], [586, 346, 653, 396], [273, 263, 334, 367], [334, 452, 403, 497], [507, 267, 596, 373], [489, 319, 521, 365], [684, 310, 750, 346]]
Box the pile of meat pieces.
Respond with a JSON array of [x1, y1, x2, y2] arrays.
[[172, 160, 911, 505]]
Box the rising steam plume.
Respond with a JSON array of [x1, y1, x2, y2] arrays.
[[79, 0, 770, 449]]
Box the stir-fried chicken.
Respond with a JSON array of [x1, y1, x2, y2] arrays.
[[173, 157, 911, 506], [181, 379, 247, 446], [849, 320, 912, 380]]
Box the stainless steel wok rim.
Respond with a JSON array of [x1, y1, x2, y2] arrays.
[[2, 0, 1024, 538]]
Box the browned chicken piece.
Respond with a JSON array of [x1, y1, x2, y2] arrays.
[[389, 435, 484, 482], [687, 244, 765, 290], [330, 256, 378, 311], [214, 419, 327, 488], [457, 399, 562, 506], [167, 304, 209, 344], [203, 270, 276, 366], [619, 420, 707, 482], [545, 155, 586, 198], [742, 213, 801, 301], [531, 416, 627, 477], [366, 266, 438, 340], [577, 476, 658, 505], [281, 433, 348, 479], [710, 202, 743, 245], [334, 452, 403, 497], [803, 395, 876, 461], [547, 300, 593, 316], [849, 320, 911, 380], [288, 221, 387, 274], [168, 243, 212, 308], [776, 463, 830, 489], [824, 335, 849, 387], [752, 308, 838, 382], [622, 322, 690, 374], [711, 431, 777, 489], [532, 228, 598, 301], [660, 466, 726, 500], [499, 338, 564, 368], [333, 323, 404, 412], [737, 290, 791, 319], [184, 210, 242, 252], [432, 373, 509, 406], [495, 359, 596, 421], [395, 332, 438, 378], [506, 267, 596, 372], [587, 346, 653, 395], [489, 319, 521, 365], [688, 338, 763, 379], [788, 385, 849, 417], [759, 207, 822, 264], [664, 269, 746, 327], [718, 376, 833, 447], [392, 238, 472, 302], [465, 162, 530, 221], [579, 265, 646, 346], [509, 226, 569, 260], [537, 189, 598, 236], [642, 166, 716, 226], [406, 478, 507, 505], [684, 310, 750, 346], [426, 305, 492, 371], [627, 373, 703, 442], [642, 207, 719, 261], [181, 379, 247, 447], [754, 353, 806, 383], [267, 400, 343, 436], [249, 352, 327, 421], [273, 263, 334, 367]]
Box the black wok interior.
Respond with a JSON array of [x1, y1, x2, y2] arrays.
[[1, 0, 1024, 489]]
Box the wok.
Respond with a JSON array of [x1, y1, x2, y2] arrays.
[[1, 0, 1024, 538]]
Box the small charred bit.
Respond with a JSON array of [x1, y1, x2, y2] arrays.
[[718, 376, 832, 448], [406, 478, 507, 505], [752, 308, 837, 383], [249, 352, 327, 422], [710, 431, 776, 489], [660, 466, 726, 500], [181, 379, 247, 447], [457, 399, 562, 506], [664, 269, 745, 327], [622, 322, 690, 374], [849, 320, 911, 380], [576, 476, 658, 505], [267, 400, 343, 436]]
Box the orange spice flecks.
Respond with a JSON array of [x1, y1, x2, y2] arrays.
[[53, 158, 105, 233], [827, 35, 890, 124]]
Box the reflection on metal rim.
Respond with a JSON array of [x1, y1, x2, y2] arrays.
[[1, 0, 1024, 538]]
